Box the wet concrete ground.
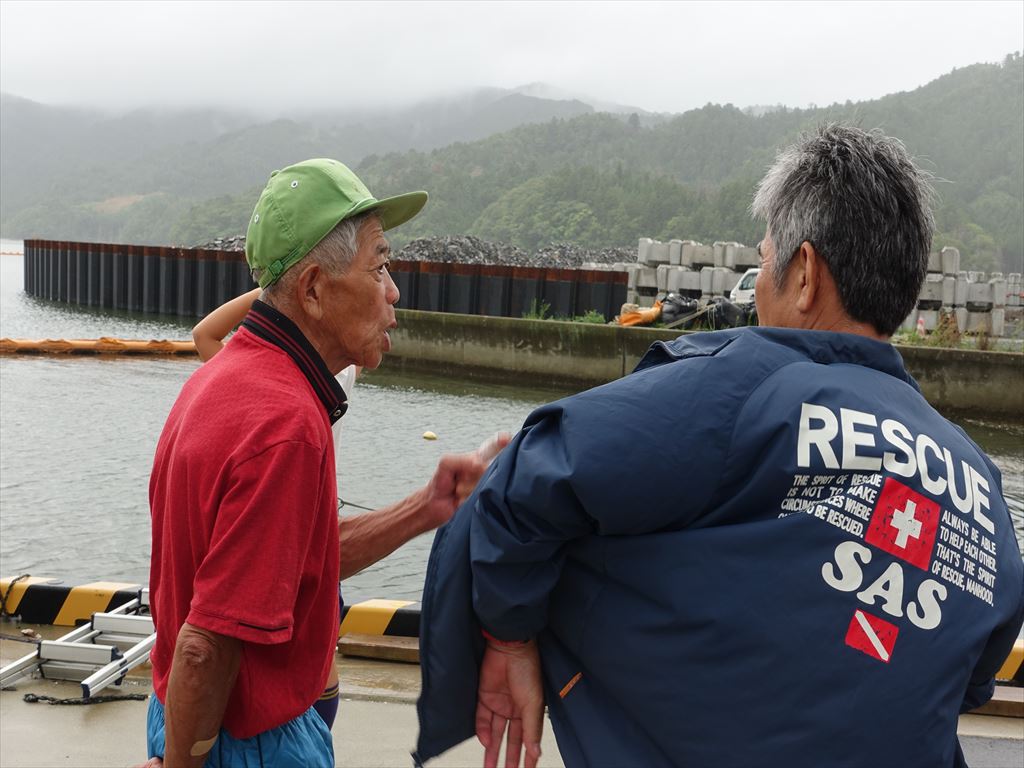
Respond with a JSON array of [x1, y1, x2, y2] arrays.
[[2, 630, 1021, 767]]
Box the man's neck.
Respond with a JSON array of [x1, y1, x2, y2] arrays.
[[261, 297, 342, 374]]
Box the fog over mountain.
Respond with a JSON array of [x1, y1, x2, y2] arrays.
[[1, 2, 1021, 272], [2, 1, 1021, 115], [2, 54, 1021, 276]]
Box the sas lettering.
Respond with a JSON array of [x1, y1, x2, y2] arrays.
[[797, 402, 994, 534], [821, 541, 947, 630]]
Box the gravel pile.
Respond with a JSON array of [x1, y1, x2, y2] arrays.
[[534, 243, 633, 268], [397, 235, 528, 265], [193, 233, 632, 269], [399, 236, 632, 268], [196, 235, 246, 251]]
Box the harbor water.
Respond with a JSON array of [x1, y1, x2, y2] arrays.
[[1, 240, 1022, 605]]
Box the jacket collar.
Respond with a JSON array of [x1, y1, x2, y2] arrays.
[[637, 327, 919, 391]]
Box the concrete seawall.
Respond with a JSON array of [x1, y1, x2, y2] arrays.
[[386, 310, 1024, 419]]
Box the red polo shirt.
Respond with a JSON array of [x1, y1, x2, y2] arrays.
[[149, 301, 346, 738]]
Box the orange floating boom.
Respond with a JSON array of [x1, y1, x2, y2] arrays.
[[0, 337, 197, 356]]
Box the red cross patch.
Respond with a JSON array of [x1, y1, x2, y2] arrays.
[[865, 478, 939, 570], [845, 609, 899, 663]]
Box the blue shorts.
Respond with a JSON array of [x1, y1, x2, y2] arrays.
[[147, 694, 334, 767]]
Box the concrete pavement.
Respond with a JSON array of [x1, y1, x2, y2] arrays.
[[1, 633, 1021, 767]]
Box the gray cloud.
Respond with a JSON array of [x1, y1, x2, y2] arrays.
[[1, 0, 1021, 115]]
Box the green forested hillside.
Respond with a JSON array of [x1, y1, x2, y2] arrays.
[[3, 55, 1021, 272], [357, 54, 1023, 270]]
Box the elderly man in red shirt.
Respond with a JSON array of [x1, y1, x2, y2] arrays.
[[145, 159, 502, 767]]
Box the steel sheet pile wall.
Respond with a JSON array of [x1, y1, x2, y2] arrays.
[[24, 240, 628, 321], [23, 240, 255, 318]]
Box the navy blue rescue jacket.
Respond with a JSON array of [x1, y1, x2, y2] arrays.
[[416, 328, 1024, 768]]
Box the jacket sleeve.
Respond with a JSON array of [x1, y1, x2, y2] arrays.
[[470, 355, 740, 639], [471, 404, 591, 640], [960, 592, 1024, 712]]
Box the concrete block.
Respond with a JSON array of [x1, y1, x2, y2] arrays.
[[965, 310, 994, 335], [900, 308, 918, 334], [670, 269, 701, 294], [918, 273, 944, 308], [954, 307, 967, 332], [966, 281, 993, 311], [648, 241, 671, 265], [636, 266, 658, 289], [940, 246, 960, 276], [990, 277, 1007, 308], [700, 266, 714, 296], [1008, 274, 1022, 308], [968, 271, 987, 283], [733, 245, 759, 270], [942, 276, 955, 307], [626, 264, 640, 290], [927, 251, 942, 274], [723, 242, 742, 270], [668, 239, 683, 266], [723, 270, 741, 294], [637, 238, 653, 264], [637, 293, 657, 309], [990, 308, 1005, 337], [917, 309, 939, 332], [954, 275, 968, 307], [712, 241, 727, 268], [680, 241, 701, 268], [712, 267, 731, 296], [656, 264, 672, 292], [692, 244, 714, 268], [917, 309, 937, 331]]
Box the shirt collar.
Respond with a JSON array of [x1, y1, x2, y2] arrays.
[[241, 299, 348, 424]]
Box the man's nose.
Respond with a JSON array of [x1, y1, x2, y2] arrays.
[[385, 269, 400, 306]]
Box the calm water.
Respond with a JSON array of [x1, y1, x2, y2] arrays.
[[1, 241, 1021, 604]]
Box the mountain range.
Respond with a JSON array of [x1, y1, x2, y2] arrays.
[[1, 57, 1021, 273]]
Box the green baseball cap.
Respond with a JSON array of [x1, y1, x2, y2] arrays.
[[245, 158, 427, 288]]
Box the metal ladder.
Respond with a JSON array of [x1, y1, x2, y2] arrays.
[[0, 588, 155, 698]]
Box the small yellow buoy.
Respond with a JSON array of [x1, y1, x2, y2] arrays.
[[422, 431, 438, 440]]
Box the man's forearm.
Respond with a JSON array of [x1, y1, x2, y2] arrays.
[[339, 487, 433, 579], [163, 623, 242, 767]]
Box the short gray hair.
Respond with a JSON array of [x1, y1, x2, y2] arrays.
[[751, 123, 935, 336], [261, 210, 381, 301]]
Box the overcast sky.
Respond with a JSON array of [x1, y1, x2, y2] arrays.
[[1, 1, 1021, 116]]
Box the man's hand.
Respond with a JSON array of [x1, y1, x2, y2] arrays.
[[131, 759, 163, 768], [475, 639, 544, 768], [421, 432, 511, 529]]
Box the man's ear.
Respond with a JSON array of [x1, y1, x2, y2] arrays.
[[295, 263, 326, 321], [794, 241, 820, 314]]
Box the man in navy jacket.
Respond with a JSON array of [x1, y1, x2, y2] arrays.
[[415, 124, 1024, 768]]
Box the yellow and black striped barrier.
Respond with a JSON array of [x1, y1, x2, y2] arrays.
[[0, 577, 140, 625], [339, 598, 419, 638], [2, 575, 1020, 685], [1, 576, 420, 639]]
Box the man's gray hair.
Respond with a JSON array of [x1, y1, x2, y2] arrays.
[[261, 210, 381, 300], [751, 123, 935, 336]]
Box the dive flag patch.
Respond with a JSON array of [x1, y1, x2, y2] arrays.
[[865, 478, 939, 570], [845, 609, 899, 663]]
